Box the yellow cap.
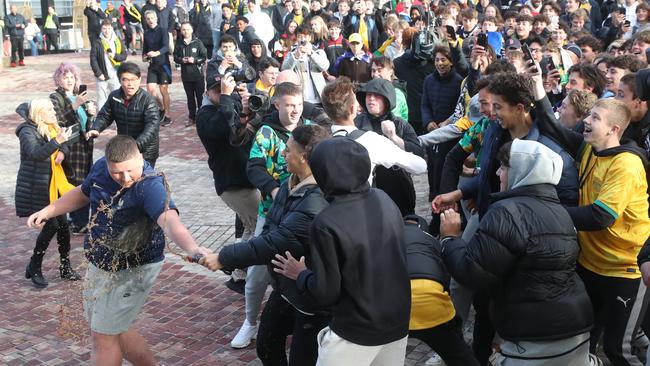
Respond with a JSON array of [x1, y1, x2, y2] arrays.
[[348, 33, 363, 44]]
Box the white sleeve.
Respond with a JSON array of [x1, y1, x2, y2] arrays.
[[364, 132, 427, 175]]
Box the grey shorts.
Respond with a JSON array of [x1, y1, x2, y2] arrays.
[[129, 22, 144, 35], [83, 260, 164, 335]]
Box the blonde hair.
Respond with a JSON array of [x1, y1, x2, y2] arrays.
[[29, 98, 59, 139], [594, 98, 632, 134]]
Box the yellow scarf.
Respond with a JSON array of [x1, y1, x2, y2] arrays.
[[48, 125, 75, 203], [358, 16, 369, 49], [101, 36, 122, 67], [126, 4, 141, 22], [374, 36, 392, 56]]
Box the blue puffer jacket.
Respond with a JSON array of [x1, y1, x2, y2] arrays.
[[460, 98, 579, 218]]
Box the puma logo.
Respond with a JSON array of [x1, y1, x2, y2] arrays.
[[617, 296, 632, 308]]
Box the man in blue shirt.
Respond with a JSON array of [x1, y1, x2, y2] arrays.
[[27, 135, 211, 366]]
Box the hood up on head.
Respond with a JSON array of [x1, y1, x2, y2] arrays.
[[309, 137, 371, 199], [15, 102, 33, 137], [356, 78, 397, 115], [507, 139, 564, 191]]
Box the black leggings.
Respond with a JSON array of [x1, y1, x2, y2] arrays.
[[34, 215, 70, 258], [410, 316, 480, 366], [257, 290, 330, 366]]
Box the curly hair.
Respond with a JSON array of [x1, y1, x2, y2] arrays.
[[566, 89, 597, 120], [53, 61, 81, 92], [576, 35, 603, 53], [567, 63, 606, 97], [291, 124, 332, 160], [487, 73, 535, 111], [607, 55, 646, 73]]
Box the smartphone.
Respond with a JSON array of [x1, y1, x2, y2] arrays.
[[522, 43, 534, 63], [546, 56, 556, 71], [79, 84, 87, 94], [624, 20, 631, 27], [476, 33, 487, 48], [446, 25, 457, 40], [66, 124, 81, 142]]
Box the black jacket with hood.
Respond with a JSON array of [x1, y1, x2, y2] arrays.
[[443, 140, 594, 342], [15, 103, 71, 217], [354, 78, 424, 216], [218, 175, 328, 314], [92, 88, 161, 163], [196, 94, 254, 195], [393, 51, 436, 133], [296, 137, 411, 346], [173, 37, 208, 82], [247, 38, 269, 72]]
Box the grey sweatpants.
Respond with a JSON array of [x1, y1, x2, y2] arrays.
[[245, 216, 272, 324]]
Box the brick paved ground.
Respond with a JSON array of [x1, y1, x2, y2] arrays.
[[0, 52, 439, 365]]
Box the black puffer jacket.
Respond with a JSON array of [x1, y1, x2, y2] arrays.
[[404, 216, 450, 289], [92, 88, 161, 163], [443, 184, 594, 342], [14, 103, 70, 217], [218, 176, 328, 313]]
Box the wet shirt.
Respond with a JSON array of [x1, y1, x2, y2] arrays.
[[81, 157, 175, 272]]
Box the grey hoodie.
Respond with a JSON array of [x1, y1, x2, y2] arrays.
[[507, 139, 563, 191]]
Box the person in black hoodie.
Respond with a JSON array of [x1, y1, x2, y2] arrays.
[[248, 37, 270, 73], [273, 137, 411, 366], [201, 124, 331, 366], [354, 77, 423, 216], [440, 139, 594, 364], [393, 34, 436, 135], [174, 21, 207, 126]]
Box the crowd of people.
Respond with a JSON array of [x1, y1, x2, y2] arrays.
[[10, 0, 650, 364]]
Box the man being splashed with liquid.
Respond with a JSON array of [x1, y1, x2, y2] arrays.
[[27, 135, 211, 366]]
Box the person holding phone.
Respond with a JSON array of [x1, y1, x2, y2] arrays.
[[15, 98, 79, 288], [50, 62, 96, 235]]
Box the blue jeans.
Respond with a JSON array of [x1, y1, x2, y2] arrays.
[[211, 30, 220, 58], [28, 39, 38, 56]]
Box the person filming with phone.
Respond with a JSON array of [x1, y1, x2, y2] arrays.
[[49, 62, 97, 235]]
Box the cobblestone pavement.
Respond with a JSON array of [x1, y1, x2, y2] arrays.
[[0, 52, 438, 365]]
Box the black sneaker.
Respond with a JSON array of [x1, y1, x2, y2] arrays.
[[161, 116, 173, 126], [131, 49, 137, 56], [225, 278, 246, 295]]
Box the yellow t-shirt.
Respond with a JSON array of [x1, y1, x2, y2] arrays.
[[577, 145, 650, 279], [409, 279, 456, 330]]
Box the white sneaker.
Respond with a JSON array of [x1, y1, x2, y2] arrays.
[[425, 353, 446, 366], [231, 319, 258, 349]]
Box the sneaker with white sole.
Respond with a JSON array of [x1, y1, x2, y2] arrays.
[[231, 319, 258, 349], [425, 353, 446, 366]]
